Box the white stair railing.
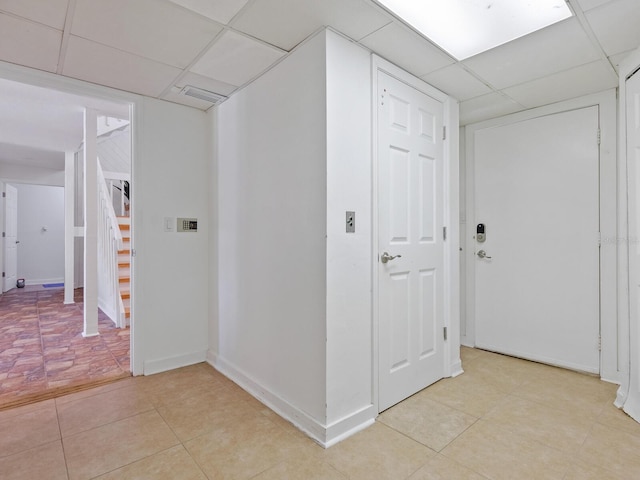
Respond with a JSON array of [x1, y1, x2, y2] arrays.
[[97, 158, 126, 327]]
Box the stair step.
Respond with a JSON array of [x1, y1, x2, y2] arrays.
[[121, 291, 130, 300], [124, 306, 130, 319], [122, 297, 130, 308], [118, 249, 130, 256], [118, 261, 130, 268], [119, 224, 130, 232], [119, 276, 130, 284]]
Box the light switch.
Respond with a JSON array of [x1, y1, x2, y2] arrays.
[[164, 217, 174, 232]]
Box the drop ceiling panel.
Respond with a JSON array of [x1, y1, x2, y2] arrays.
[[62, 36, 182, 97], [577, 0, 616, 11], [71, 0, 223, 69], [360, 22, 454, 78], [586, 0, 640, 56], [502, 60, 618, 108], [167, 0, 250, 25], [463, 18, 600, 90], [231, 0, 391, 51], [421, 64, 492, 101], [0, 13, 62, 73], [191, 30, 285, 87], [459, 92, 525, 126], [0, 0, 69, 30], [176, 72, 237, 96]]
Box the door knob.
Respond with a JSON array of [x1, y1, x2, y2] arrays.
[[477, 250, 491, 259], [381, 252, 402, 263]]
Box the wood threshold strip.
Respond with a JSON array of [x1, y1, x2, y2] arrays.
[[0, 371, 132, 412]]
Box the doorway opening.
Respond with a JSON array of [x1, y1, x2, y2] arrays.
[[0, 78, 133, 408]]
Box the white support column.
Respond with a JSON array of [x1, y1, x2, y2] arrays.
[[83, 109, 99, 337], [64, 151, 75, 304]]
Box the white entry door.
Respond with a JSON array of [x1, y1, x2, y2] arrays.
[[3, 184, 18, 292], [624, 68, 640, 416], [474, 106, 600, 373], [378, 71, 445, 411]]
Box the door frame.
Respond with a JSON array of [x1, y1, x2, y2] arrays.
[[615, 47, 640, 412], [463, 90, 618, 382], [0, 60, 141, 376], [371, 55, 461, 414]]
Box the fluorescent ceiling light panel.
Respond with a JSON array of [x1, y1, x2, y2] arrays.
[[377, 0, 573, 60]]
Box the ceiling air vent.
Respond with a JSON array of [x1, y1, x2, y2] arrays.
[[179, 86, 227, 104]]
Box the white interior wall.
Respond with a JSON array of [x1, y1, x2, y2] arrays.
[[134, 97, 210, 374], [212, 31, 328, 427], [325, 32, 374, 430], [0, 163, 64, 186], [15, 183, 64, 285]]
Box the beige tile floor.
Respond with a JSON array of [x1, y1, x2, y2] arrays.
[[0, 346, 637, 479]]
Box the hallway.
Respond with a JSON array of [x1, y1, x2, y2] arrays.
[[0, 286, 130, 409]]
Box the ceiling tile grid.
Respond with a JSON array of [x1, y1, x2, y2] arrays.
[[502, 60, 618, 108], [462, 18, 601, 90], [191, 30, 286, 87], [62, 36, 183, 97], [421, 65, 492, 102], [230, 0, 392, 51], [585, 0, 640, 56], [167, 0, 251, 25], [71, 0, 224, 69], [359, 22, 455, 78], [0, 0, 639, 133]]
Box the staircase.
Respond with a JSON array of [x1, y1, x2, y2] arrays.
[[117, 216, 131, 325]]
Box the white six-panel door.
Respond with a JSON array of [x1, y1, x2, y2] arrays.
[[378, 71, 445, 411], [3, 184, 18, 292]]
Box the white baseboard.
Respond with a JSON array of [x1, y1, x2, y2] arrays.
[[449, 359, 464, 378], [24, 277, 64, 286], [143, 349, 207, 375], [207, 349, 376, 448]]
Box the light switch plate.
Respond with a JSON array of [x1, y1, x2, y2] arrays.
[[164, 217, 174, 232]]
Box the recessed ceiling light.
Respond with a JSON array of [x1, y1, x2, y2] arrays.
[[376, 0, 573, 60]]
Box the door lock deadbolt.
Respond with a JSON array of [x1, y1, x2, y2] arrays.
[[476, 223, 486, 243]]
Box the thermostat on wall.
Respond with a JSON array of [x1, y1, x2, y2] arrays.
[[177, 218, 198, 232]]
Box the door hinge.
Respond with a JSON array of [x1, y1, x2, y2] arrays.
[[598, 232, 601, 247], [443, 326, 448, 341], [443, 226, 447, 241], [131, 249, 137, 257], [1, 232, 4, 238], [2, 192, 5, 198], [598, 336, 602, 351], [442, 126, 447, 140], [2, 272, 4, 278], [597, 129, 601, 145]]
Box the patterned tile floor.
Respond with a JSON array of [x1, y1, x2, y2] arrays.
[[0, 286, 130, 408]]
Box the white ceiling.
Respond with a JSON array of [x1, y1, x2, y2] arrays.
[[0, 0, 637, 166]]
